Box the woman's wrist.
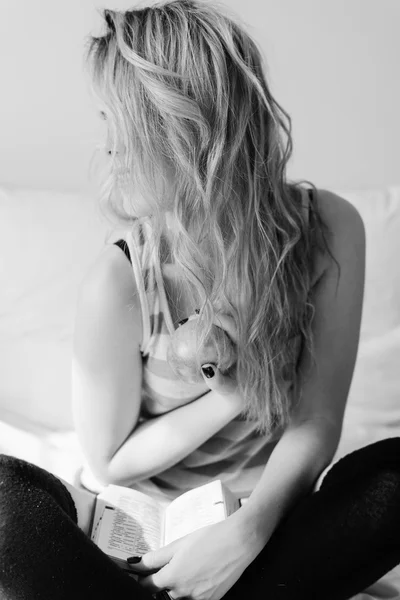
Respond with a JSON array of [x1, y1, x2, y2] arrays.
[[213, 389, 244, 418], [228, 508, 267, 564]]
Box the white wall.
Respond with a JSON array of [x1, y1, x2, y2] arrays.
[[0, 0, 398, 193]]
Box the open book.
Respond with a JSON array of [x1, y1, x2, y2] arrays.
[[88, 479, 246, 573]]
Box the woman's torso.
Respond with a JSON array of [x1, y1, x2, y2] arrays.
[[92, 186, 317, 505]]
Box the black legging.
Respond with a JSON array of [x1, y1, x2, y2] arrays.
[[1, 437, 400, 600]]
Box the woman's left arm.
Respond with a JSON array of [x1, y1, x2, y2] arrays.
[[234, 189, 366, 552]]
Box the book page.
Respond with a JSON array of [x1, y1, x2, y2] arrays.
[[164, 480, 227, 546], [91, 485, 165, 561]]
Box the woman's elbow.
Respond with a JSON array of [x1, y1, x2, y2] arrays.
[[91, 453, 142, 488], [87, 458, 126, 488]]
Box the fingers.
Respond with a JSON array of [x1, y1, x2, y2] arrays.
[[200, 363, 238, 396], [127, 545, 173, 573], [127, 549, 174, 595], [200, 362, 218, 388], [137, 569, 171, 595]]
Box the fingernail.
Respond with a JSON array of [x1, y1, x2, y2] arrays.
[[127, 556, 142, 564], [201, 364, 215, 379], [178, 318, 188, 326]]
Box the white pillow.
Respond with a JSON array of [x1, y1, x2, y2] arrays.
[[0, 185, 111, 430]]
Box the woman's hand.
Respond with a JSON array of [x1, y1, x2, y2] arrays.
[[199, 312, 242, 404], [127, 516, 256, 600]]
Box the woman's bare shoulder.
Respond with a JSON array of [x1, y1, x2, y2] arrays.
[[78, 243, 143, 345], [311, 188, 365, 286], [314, 188, 361, 227]]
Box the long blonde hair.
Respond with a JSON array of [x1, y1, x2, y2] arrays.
[[84, 0, 339, 436]]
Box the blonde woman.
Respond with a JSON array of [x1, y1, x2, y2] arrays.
[[1, 1, 400, 599]]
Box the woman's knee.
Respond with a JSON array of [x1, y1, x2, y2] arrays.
[[0, 453, 24, 470], [0, 454, 77, 523], [321, 437, 400, 491], [0, 453, 30, 497]]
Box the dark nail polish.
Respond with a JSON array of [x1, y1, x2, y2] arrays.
[[201, 365, 215, 378], [127, 556, 142, 564], [194, 309, 200, 314], [178, 318, 188, 326]]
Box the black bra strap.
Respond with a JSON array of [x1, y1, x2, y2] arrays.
[[114, 239, 132, 264]]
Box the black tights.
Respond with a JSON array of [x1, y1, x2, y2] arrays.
[[1, 437, 400, 599]]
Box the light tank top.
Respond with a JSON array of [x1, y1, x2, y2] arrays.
[[80, 187, 312, 508]]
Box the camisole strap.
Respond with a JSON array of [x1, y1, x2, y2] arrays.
[[308, 188, 313, 221], [299, 186, 312, 225]]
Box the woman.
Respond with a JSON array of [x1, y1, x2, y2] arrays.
[[1, 1, 400, 599]]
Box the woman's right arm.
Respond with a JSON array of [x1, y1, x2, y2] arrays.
[[71, 246, 242, 486]]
